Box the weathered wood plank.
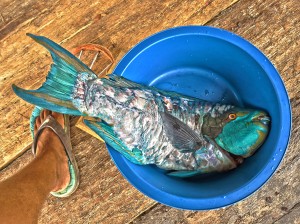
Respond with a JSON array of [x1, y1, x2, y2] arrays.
[[0, 0, 239, 223], [132, 0, 300, 223]]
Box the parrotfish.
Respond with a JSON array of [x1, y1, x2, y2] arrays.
[[12, 34, 270, 177]]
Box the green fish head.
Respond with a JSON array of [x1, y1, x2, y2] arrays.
[[203, 108, 270, 157]]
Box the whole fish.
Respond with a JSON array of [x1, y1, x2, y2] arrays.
[[13, 34, 270, 177]]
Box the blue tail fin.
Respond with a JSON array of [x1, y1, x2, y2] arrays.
[[12, 34, 97, 115]]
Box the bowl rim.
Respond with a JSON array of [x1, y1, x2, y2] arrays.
[[110, 25, 292, 210]]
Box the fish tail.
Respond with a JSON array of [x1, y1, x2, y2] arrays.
[[12, 34, 97, 115]]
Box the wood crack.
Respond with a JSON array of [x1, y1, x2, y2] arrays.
[[203, 0, 240, 25], [273, 202, 300, 223], [59, 21, 93, 44], [127, 202, 158, 224]]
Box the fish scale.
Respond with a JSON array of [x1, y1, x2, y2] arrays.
[[76, 74, 237, 170]]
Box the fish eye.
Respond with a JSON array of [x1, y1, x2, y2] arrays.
[[228, 113, 237, 120]]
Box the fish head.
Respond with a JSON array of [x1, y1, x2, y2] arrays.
[[202, 107, 270, 157]]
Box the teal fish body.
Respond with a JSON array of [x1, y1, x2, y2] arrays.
[[12, 34, 270, 177]]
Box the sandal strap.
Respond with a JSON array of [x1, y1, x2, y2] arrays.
[[32, 115, 75, 165]]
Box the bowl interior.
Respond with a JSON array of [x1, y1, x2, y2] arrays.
[[111, 26, 291, 209]]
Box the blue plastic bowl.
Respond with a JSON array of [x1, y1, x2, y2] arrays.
[[110, 26, 291, 210]]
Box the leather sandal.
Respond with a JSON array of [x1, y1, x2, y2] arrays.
[[31, 109, 79, 197]]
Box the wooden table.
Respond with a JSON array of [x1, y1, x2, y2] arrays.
[[0, 0, 299, 223]]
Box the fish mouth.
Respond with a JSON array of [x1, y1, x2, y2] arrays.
[[252, 112, 271, 127]]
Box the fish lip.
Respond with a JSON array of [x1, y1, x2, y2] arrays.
[[260, 116, 270, 123], [252, 114, 271, 126]]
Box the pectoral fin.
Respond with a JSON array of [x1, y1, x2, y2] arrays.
[[160, 112, 205, 153]]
